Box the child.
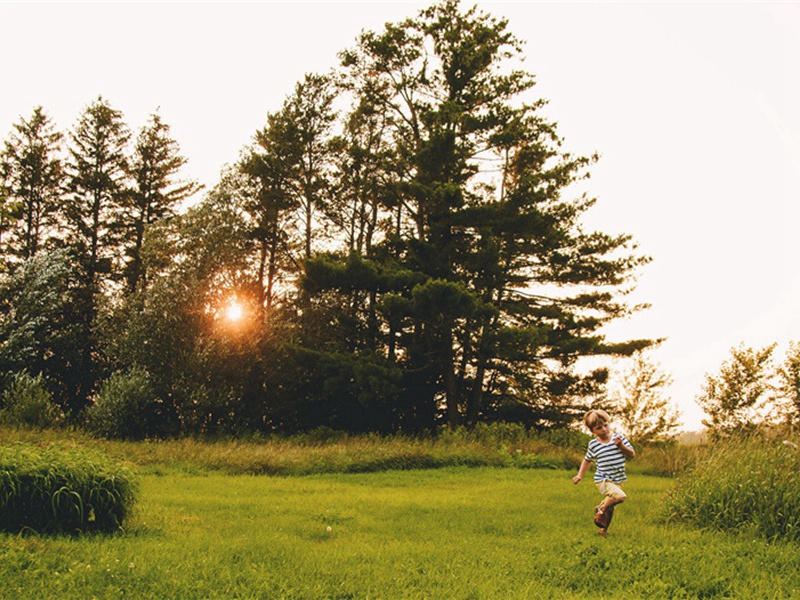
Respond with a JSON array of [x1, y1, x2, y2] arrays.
[[572, 409, 635, 537]]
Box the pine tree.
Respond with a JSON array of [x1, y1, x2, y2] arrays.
[[0, 106, 65, 261], [124, 111, 200, 293], [303, 0, 652, 430]]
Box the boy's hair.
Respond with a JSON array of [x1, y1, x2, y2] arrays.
[[584, 409, 610, 431]]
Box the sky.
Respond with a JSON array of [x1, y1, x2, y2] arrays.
[[2, 1, 799, 430]]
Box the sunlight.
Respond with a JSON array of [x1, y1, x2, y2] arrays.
[[225, 300, 244, 322]]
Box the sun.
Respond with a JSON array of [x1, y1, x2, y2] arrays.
[[225, 301, 244, 322]]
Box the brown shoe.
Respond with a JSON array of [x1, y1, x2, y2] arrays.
[[594, 506, 607, 528], [594, 505, 613, 529]]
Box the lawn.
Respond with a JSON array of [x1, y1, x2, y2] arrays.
[[1, 467, 799, 599]]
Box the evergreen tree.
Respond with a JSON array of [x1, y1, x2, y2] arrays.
[[65, 96, 130, 288], [240, 110, 303, 309], [63, 96, 130, 412], [0, 106, 65, 261], [123, 111, 201, 293], [303, 0, 652, 431], [285, 73, 338, 260]]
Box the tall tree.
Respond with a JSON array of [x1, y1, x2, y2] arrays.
[[0, 106, 64, 261], [123, 111, 201, 293], [65, 96, 130, 289], [63, 96, 130, 412], [306, 0, 652, 430], [285, 73, 338, 260], [240, 110, 302, 309]]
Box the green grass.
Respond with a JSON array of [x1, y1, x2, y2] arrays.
[[2, 467, 799, 599], [0, 424, 588, 476], [665, 434, 800, 541], [0, 442, 138, 534]]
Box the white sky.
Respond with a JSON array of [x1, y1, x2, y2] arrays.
[[2, 1, 799, 430]]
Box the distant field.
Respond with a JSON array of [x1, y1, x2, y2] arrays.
[[2, 467, 799, 599]]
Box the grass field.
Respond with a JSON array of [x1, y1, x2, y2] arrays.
[[2, 467, 799, 599]]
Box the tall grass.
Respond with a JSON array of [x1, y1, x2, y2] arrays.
[[0, 442, 138, 534], [665, 433, 800, 541], [0, 423, 694, 477]]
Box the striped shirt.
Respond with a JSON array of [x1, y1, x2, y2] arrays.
[[584, 433, 634, 483]]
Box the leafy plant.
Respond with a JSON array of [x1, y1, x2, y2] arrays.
[[0, 441, 138, 534], [85, 367, 158, 440], [0, 371, 62, 429]]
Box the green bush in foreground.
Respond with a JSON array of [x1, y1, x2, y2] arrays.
[[0, 442, 138, 534], [665, 434, 800, 541]]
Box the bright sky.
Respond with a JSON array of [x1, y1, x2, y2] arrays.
[[2, 1, 799, 430]]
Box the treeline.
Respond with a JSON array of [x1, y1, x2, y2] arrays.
[[0, 0, 652, 439]]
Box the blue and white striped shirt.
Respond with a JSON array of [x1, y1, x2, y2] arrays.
[[585, 433, 634, 483]]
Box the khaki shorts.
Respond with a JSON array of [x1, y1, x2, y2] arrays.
[[596, 480, 627, 502]]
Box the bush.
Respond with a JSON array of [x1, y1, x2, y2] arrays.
[[0, 371, 62, 429], [664, 434, 800, 541], [85, 367, 158, 440], [0, 441, 138, 534]]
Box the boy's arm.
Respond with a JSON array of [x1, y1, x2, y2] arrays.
[[572, 459, 591, 484], [613, 435, 636, 458]]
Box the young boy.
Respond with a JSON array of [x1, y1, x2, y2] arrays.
[[572, 409, 635, 537]]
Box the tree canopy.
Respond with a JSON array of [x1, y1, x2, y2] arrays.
[[0, 0, 655, 437]]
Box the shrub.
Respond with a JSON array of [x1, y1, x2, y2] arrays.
[[0, 371, 62, 429], [0, 442, 138, 534], [664, 434, 800, 541], [85, 367, 158, 440]]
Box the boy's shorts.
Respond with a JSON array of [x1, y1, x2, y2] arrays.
[[596, 480, 627, 502]]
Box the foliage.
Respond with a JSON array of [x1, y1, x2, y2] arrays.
[[0, 1, 655, 435], [0, 441, 138, 534], [122, 111, 201, 293], [0, 249, 84, 412], [0, 371, 62, 429], [85, 367, 160, 440], [294, 0, 653, 431], [697, 343, 777, 438], [665, 433, 800, 541], [607, 351, 682, 443], [776, 340, 800, 427], [0, 106, 64, 261]]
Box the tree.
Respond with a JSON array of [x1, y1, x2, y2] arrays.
[[607, 351, 681, 443], [697, 343, 777, 437], [303, 0, 652, 431], [65, 96, 130, 289], [777, 341, 800, 427], [240, 111, 303, 309], [63, 96, 131, 412], [0, 106, 65, 261], [123, 111, 201, 293], [0, 249, 84, 413]]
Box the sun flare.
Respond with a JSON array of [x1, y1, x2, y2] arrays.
[[225, 301, 244, 322]]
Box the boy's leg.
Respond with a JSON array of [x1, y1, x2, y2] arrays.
[[594, 481, 625, 530]]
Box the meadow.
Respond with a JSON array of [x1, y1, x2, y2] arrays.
[[2, 461, 800, 598]]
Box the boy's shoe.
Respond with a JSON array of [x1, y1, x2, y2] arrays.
[[594, 506, 606, 528], [594, 505, 614, 529]]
